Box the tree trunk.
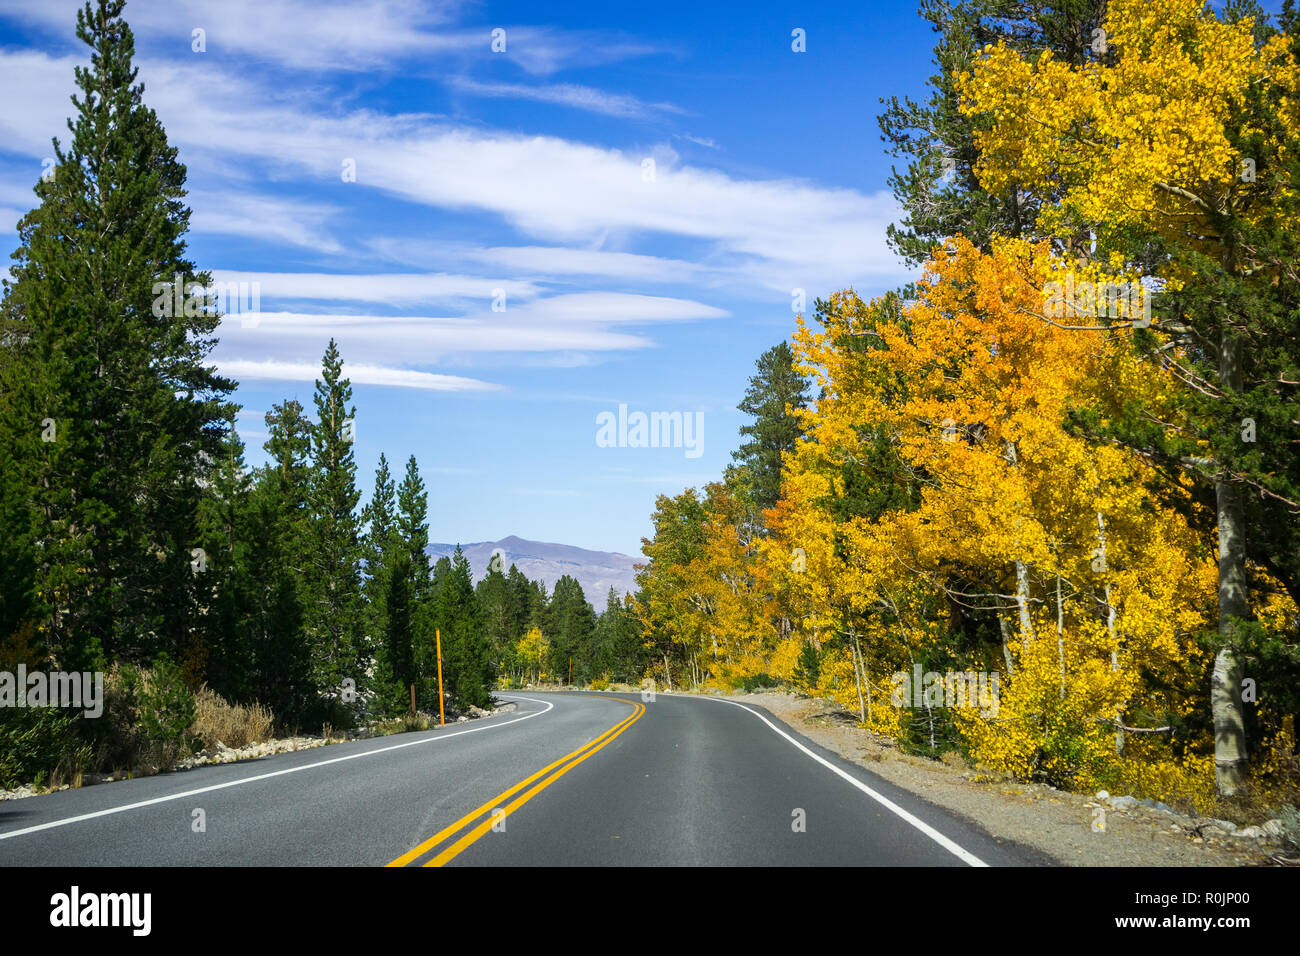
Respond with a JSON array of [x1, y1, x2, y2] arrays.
[[850, 631, 867, 723], [999, 616, 1014, 677], [1098, 512, 1123, 755], [1214, 330, 1249, 796], [1016, 559, 1032, 638], [1005, 441, 1034, 643], [1055, 565, 1065, 699]]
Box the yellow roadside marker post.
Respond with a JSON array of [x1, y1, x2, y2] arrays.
[[436, 628, 446, 727]]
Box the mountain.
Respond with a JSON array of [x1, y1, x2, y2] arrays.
[[426, 535, 639, 608]]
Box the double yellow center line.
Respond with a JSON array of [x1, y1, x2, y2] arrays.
[[387, 696, 644, 867]]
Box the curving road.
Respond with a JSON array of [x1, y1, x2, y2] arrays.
[[0, 691, 1047, 866]]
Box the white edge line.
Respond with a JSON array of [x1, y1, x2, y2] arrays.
[[0, 695, 554, 842], [681, 694, 988, 867]]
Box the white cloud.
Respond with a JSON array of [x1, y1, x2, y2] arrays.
[[211, 301, 679, 361], [516, 292, 727, 323], [0, 0, 464, 71], [189, 192, 346, 253], [0, 2, 668, 75], [447, 77, 683, 119], [210, 270, 541, 306], [366, 239, 714, 287], [0, 47, 912, 297], [217, 358, 504, 391]]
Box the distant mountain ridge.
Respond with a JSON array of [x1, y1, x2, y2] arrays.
[[425, 535, 640, 608]]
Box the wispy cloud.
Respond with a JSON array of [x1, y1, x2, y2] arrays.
[[448, 76, 684, 119], [216, 358, 505, 391], [212, 295, 706, 362], [0, 2, 670, 75], [189, 192, 346, 253], [211, 271, 541, 307], [0, 47, 911, 299]]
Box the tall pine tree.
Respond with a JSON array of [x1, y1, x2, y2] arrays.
[[304, 340, 365, 698], [0, 0, 234, 670]]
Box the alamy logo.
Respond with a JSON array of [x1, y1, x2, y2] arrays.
[[890, 664, 999, 717], [50, 886, 151, 936], [151, 273, 262, 327], [0, 665, 103, 718], [1042, 275, 1151, 328], [596, 404, 703, 459]]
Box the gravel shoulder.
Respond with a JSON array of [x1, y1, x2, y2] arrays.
[[723, 690, 1286, 867]]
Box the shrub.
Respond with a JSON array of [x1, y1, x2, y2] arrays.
[[792, 639, 821, 692], [132, 654, 198, 768], [1278, 805, 1300, 850], [372, 713, 432, 736], [189, 687, 274, 750], [85, 658, 199, 775], [732, 673, 777, 693], [0, 706, 91, 790]]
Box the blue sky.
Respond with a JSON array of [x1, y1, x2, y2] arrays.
[[0, 0, 937, 556]]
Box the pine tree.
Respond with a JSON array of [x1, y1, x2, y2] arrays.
[[193, 409, 253, 698], [877, 0, 1108, 266], [547, 575, 596, 684], [593, 587, 643, 682], [379, 454, 431, 713], [304, 340, 364, 697], [428, 547, 491, 709], [0, 0, 234, 670], [362, 455, 402, 712], [396, 456, 430, 590], [728, 342, 810, 518], [362, 454, 397, 641], [476, 561, 513, 678]]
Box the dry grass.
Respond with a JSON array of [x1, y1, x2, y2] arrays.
[[189, 687, 275, 750], [371, 713, 433, 736]]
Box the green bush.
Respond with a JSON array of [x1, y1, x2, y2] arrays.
[[301, 693, 360, 735], [85, 657, 199, 774], [0, 706, 92, 789], [792, 640, 821, 691], [135, 654, 197, 755]]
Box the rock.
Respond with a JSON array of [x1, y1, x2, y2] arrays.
[[1109, 795, 1139, 811], [457, 715, 469, 722], [1233, 826, 1264, 839], [1095, 790, 1110, 800], [1263, 819, 1286, 839], [1208, 818, 1237, 831]]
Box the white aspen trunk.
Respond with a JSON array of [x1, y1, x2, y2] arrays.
[[1214, 330, 1249, 796], [1017, 559, 1032, 638], [1098, 512, 1123, 754], [999, 616, 1014, 677], [1056, 565, 1065, 699], [1005, 440, 1034, 644], [850, 631, 867, 723]]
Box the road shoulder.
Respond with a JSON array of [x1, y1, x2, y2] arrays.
[[713, 691, 1267, 867]]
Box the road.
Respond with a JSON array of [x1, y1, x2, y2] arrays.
[[0, 691, 1046, 866]]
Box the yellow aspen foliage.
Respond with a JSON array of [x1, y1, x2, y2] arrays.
[[634, 484, 778, 689], [781, 236, 1219, 795], [515, 626, 549, 684], [958, 0, 1300, 274]]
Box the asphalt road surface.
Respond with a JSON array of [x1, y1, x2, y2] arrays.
[[0, 691, 1047, 866]]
